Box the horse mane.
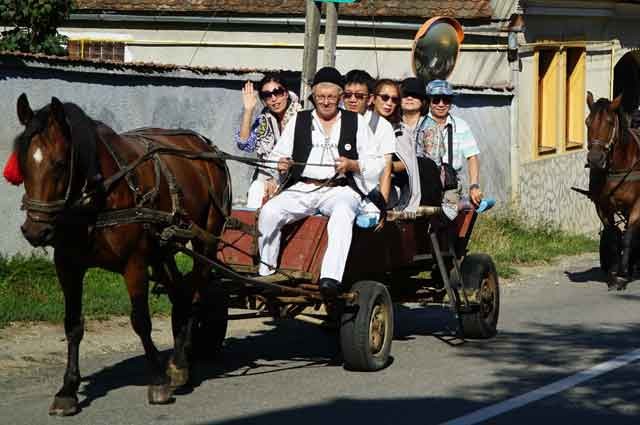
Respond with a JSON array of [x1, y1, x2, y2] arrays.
[[14, 101, 101, 182]]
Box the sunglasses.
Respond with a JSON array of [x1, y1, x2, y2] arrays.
[[376, 94, 400, 104], [430, 95, 452, 105], [343, 91, 369, 100], [260, 87, 287, 100]]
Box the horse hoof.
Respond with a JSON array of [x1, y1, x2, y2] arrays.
[[49, 396, 79, 416], [166, 362, 189, 389], [148, 384, 174, 405]]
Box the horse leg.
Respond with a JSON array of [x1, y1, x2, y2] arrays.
[[49, 256, 86, 416], [124, 255, 172, 404], [160, 258, 193, 390], [601, 225, 622, 290], [618, 209, 640, 290]]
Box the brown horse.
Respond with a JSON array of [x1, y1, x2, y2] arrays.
[[12, 94, 231, 414], [586, 91, 640, 290]]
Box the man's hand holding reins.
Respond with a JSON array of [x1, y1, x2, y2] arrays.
[[277, 157, 293, 174], [334, 157, 359, 175]]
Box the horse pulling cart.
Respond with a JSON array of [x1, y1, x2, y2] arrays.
[[177, 204, 500, 372]]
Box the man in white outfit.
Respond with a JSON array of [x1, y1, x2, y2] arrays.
[[258, 67, 384, 297]]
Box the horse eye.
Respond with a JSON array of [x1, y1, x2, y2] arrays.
[[53, 159, 68, 170]]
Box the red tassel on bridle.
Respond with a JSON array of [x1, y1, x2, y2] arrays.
[[3, 151, 23, 185]]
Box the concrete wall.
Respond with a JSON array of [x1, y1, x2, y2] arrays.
[[0, 57, 511, 255], [452, 94, 512, 206]]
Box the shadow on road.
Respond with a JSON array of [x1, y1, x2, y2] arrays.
[[76, 304, 458, 409], [75, 303, 640, 423], [192, 390, 640, 425], [565, 267, 608, 284]]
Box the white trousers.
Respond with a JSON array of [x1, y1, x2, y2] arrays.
[[246, 179, 266, 209], [258, 182, 361, 281]]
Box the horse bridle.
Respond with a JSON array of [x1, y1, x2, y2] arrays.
[[588, 112, 619, 157], [21, 142, 79, 224]]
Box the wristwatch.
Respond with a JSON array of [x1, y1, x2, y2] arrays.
[[469, 183, 480, 191]]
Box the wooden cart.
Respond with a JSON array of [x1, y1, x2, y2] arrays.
[[182, 205, 501, 372]]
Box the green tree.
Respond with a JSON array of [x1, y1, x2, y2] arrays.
[[0, 0, 73, 55]]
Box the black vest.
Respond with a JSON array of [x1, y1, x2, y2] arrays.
[[289, 109, 358, 184]]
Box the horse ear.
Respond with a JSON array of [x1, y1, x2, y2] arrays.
[[17, 93, 33, 126], [610, 93, 623, 112], [587, 91, 594, 111], [50, 97, 67, 131]]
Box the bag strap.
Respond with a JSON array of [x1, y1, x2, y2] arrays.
[[446, 123, 453, 166]]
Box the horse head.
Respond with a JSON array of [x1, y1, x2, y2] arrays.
[[586, 91, 623, 170], [13, 94, 100, 247]]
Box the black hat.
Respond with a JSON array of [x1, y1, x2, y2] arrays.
[[312, 67, 344, 89], [401, 77, 426, 100]]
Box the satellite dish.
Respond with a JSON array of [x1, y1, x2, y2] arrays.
[[411, 16, 464, 82]]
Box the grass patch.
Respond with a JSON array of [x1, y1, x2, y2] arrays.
[[469, 212, 598, 277], [0, 254, 193, 328], [0, 213, 597, 327]]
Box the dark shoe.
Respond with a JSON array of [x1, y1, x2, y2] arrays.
[[319, 278, 341, 299]]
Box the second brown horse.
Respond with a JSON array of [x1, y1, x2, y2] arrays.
[[586, 91, 640, 290]]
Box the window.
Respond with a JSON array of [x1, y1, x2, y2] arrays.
[[537, 49, 559, 154], [566, 48, 586, 150], [535, 46, 586, 157], [68, 39, 125, 62]]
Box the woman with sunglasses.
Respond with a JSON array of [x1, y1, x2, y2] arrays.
[[235, 73, 302, 208], [371, 79, 422, 214], [397, 77, 446, 210]]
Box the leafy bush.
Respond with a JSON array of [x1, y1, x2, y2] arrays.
[[0, 0, 73, 55]]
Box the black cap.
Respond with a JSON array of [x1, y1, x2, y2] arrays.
[[312, 67, 344, 89], [401, 77, 426, 99]]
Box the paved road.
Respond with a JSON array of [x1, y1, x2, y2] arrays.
[[1, 253, 640, 424]]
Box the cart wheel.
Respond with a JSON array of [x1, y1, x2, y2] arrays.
[[458, 254, 500, 339], [600, 226, 621, 273], [191, 286, 229, 360], [340, 280, 394, 371]]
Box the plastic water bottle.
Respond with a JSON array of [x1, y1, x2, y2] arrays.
[[476, 198, 496, 213], [356, 213, 379, 229]]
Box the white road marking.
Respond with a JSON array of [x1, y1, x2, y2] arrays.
[[33, 148, 43, 164], [439, 348, 640, 425]]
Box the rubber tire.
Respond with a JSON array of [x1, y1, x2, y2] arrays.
[[599, 226, 621, 273], [458, 254, 500, 339], [340, 280, 394, 371], [191, 286, 229, 360]]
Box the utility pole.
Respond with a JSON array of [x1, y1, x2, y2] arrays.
[[323, 2, 338, 67], [301, 0, 321, 108]]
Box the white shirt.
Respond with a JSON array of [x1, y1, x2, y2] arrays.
[[269, 110, 384, 193], [364, 110, 396, 156]]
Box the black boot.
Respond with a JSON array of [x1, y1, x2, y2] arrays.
[[319, 278, 341, 299]]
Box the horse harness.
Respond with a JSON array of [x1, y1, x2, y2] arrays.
[[602, 126, 640, 201], [21, 128, 256, 250]]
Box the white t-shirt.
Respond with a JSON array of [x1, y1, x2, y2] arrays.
[[364, 110, 396, 156]]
